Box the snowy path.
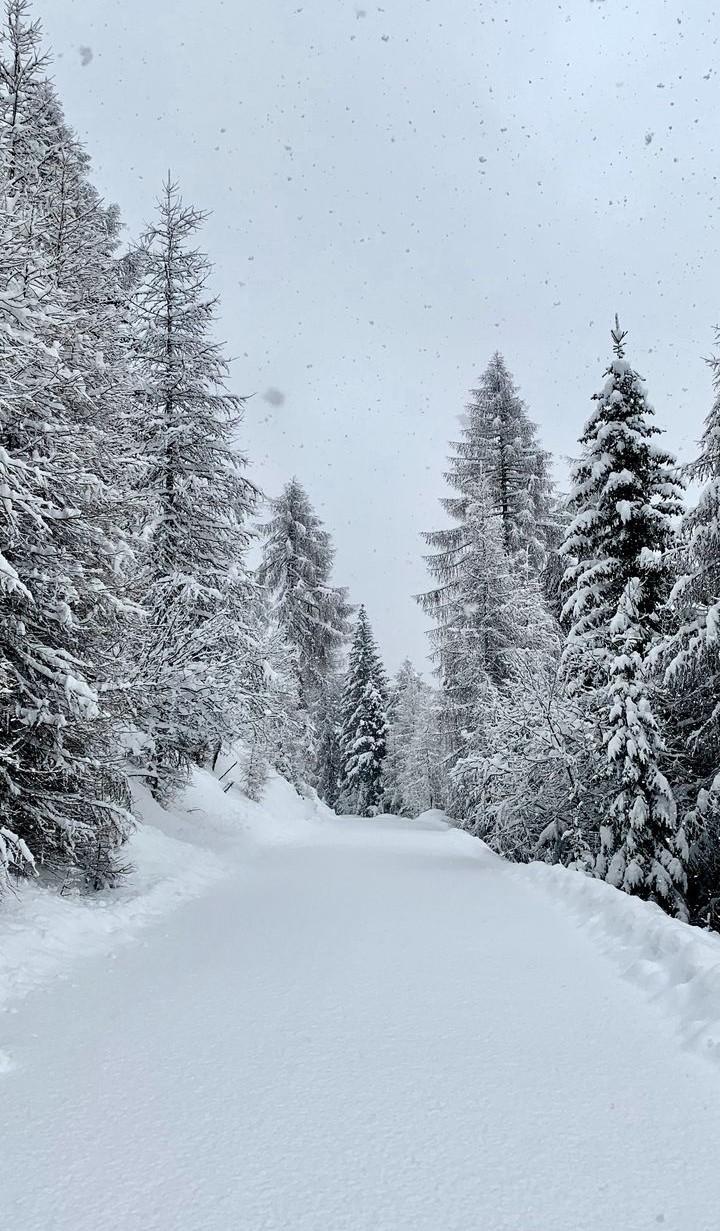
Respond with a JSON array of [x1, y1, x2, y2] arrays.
[[3, 811, 720, 1231]]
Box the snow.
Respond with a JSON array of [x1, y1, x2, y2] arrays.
[[3, 775, 720, 1229], [521, 859, 720, 1064]]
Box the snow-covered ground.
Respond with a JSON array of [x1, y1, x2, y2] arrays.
[[3, 770, 720, 1230]]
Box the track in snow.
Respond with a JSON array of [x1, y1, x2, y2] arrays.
[[2, 813, 720, 1231]]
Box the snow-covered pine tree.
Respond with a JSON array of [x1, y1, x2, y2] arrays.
[[130, 178, 259, 790], [0, 0, 133, 887], [257, 478, 352, 705], [561, 319, 687, 916], [662, 333, 720, 924], [337, 606, 389, 816]]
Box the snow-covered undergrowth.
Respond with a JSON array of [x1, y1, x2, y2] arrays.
[[521, 859, 720, 1065], [0, 762, 329, 1017]]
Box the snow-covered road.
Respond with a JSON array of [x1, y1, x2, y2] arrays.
[[3, 805, 720, 1231]]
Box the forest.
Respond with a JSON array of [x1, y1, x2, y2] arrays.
[[1, 0, 719, 939]]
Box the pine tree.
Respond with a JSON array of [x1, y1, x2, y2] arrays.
[[662, 333, 720, 924], [337, 606, 388, 816], [561, 320, 687, 915], [130, 178, 258, 790], [0, 0, 133, 886], [257, 478, 352, 705]]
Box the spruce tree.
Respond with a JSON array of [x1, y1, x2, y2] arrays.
[[257, 478, 351, 705], [662, 335, 720, 923], [561, 320, 687, 915], [130, 178, 258, 789], [337, 606, 388, 816]]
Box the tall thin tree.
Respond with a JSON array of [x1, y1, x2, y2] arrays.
[[337, 606, 388, 816], [561, 320, 687, 916]]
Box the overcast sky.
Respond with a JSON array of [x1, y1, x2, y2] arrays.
[[38, 0, 720, 673]]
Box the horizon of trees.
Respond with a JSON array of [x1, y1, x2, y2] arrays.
[[3, 1, 720, 937]]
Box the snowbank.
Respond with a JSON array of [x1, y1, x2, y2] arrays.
[[0, 780, 228, 1018], [8, 757, 720, 1089], [0, 762, 336, 1021], [521, 859, 720, 1065]]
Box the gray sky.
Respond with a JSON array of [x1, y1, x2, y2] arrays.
[[39, 0, 719, 673]]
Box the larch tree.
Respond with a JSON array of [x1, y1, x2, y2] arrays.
[[436, 352, 553, 572], [337, 606, 389, 816], [0, 0, 133, 887], [419, 353, 553, 763], [257, 478, 352, 706], [445, 476, 557, 829], [561, 320, 687, 917], [130, 177, 258, 791], [384, 660, 445, 817], [383, 659, 429, 815]]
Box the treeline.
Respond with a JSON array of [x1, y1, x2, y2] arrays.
[[416, 328, 720, 930], [0, 0, 376, 891], [3, 1, 720, 935]]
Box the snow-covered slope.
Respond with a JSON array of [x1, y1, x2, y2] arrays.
[[2, 773, 720, 1230], [0, 767, 328, 1019]]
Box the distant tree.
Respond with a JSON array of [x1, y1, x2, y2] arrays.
[[384, 660, 429, 815], [312, 674, 344, 808], [257, 478, 352, 705], [561, 320, 687, 917], [402, 687, 447, 816], [337, 606, 388, 815], [384, 662, 446, 817]]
